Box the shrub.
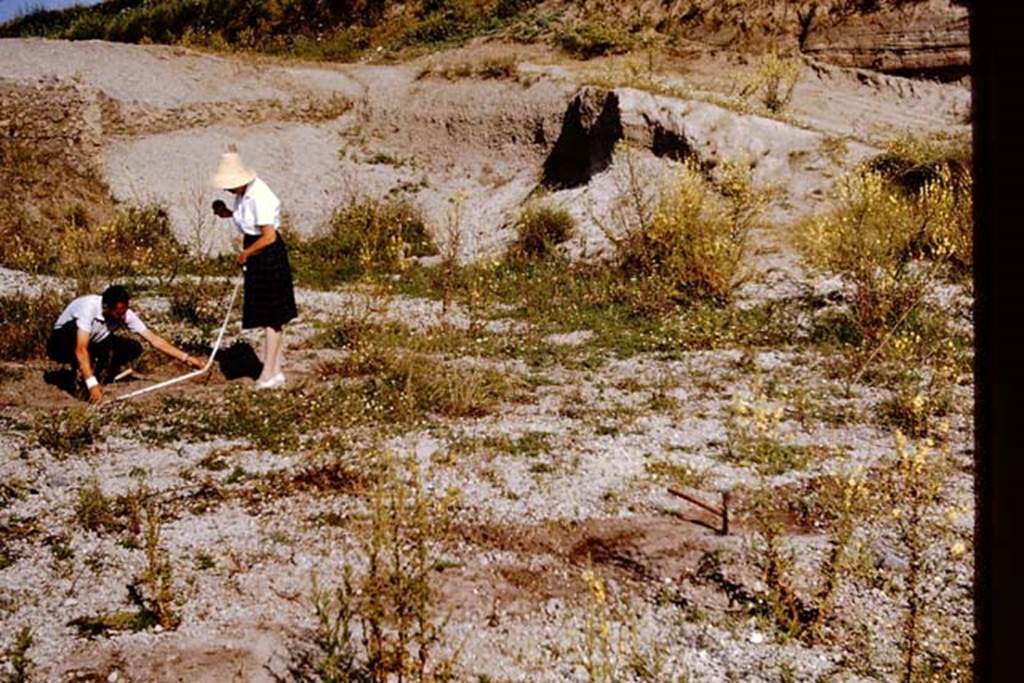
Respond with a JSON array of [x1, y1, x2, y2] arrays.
[[726, 393, 814, 475], [0, 291, 65, 361], [610, 158, 760, 307], [75, 478, 116, 533], [142, 502, 179, 631], [509, 204, 575, 259], [310, 451, 459, 681], [739, 52, 803, 114], [2, 204, 187, 288], [559, 18, 633, 59], [167, 279, 233, 333], [798, 158, 972, 348], [866, 136, 973, 276], [877, 432, 971, 681], [34, 407, 101, 455], [747, 466, 869, 643], [294, 197, 437, 284]]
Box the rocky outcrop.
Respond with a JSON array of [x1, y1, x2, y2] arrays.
[[544, 86, 873, 215], [0, 76, 112, 229], [802, 0, 969, 80], [649, 0, 969, 81], [542, 89, 624, 188]]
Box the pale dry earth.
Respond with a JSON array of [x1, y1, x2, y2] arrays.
[[0, 34, 973, 682]]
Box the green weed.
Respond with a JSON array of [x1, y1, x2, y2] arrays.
[[509, 203, 575, 260], [310, 451, 459, 681], [34, 407, 101, 456], [291, 197, 437, 286], [0, 291, 65, 361]]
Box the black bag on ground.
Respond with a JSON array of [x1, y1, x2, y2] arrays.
[[216, 340, 263, 380]]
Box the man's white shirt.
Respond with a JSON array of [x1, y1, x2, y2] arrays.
[[54, 295, 147, 344]]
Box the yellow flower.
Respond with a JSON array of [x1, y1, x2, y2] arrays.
[[951, 542, 966, 558]]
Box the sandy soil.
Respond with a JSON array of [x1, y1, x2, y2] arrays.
[[0, 36, 974, 682]]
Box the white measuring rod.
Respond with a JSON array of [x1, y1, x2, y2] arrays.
[[112, 278, 242, 402]]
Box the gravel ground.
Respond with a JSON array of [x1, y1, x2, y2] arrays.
[[0, 36, 973, 682]]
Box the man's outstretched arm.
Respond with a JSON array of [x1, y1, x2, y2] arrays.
[[139, 329, 205, 370], [74, 329, 103, 403]]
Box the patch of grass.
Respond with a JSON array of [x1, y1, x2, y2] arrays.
[[484, 431, 551, 458], [3, 204, 188, 289], [645, 460, 708, 490], [129, 352, 523, 452], [75, 478, 117, 533], [194, 551, 216, 570], [558, 17, 634, 59], [478, 54, 518, 78], [0, 291, 65, 361], [68, 608, 157, 638], [0, 625, 34, 682], [309, 451, 459, 681], [528, 461, 555, 474], [0, 515, 41, 571], [509, 203, 575, 260], [390, 256, 807, 368], [367, 151, 404, 166], [419, 55, 518, 80], [290, 197, 437, 286], [34, 407, 101, 456], [0, 479, 29, 509], [726, 395, 817, 475], [809, 309, 863, 349]]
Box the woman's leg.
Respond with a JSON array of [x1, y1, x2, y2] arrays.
[[272, 328, 285, 376], [259, 325, 284, 382]]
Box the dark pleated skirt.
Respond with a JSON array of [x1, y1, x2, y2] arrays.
[[243, 234, 298, 329]]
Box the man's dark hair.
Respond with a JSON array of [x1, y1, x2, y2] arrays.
[[102, 285, 130, 308]]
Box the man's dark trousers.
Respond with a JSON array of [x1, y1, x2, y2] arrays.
[[46, 321, 143, 383]]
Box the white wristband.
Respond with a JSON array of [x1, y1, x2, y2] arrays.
[[84, 376, 98, 389]]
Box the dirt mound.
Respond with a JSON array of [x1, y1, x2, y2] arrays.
[[0, 75, 113, 233], [0, 36, 969, 265]]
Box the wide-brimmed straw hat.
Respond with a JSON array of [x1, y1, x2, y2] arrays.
[[210, 152, 256, 189]]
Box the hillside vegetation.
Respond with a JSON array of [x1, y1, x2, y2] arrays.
[[1, 0, 967, 69]]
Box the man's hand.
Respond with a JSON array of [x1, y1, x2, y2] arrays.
[[88, 384, 103, 404], [236, 251, 248, 267], [185, 354, 205, 370]]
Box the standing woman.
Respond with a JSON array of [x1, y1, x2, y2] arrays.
[[211, 151, 297, 389]]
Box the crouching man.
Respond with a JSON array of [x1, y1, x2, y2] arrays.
[[48, 285, 204, 403]]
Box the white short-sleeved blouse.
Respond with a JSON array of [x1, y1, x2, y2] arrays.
[[231, 177, 281, 236]]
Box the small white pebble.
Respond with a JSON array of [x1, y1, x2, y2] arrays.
[[749, 631, 764, 644], [107, 672, 119, 683], [63, 598, 78, 607]]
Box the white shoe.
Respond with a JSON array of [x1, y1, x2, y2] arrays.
[[254, 372, 285, 390]]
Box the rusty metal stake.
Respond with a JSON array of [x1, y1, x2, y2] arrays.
[[722, 490, 730, 536], [668, 487, 731, 535]]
